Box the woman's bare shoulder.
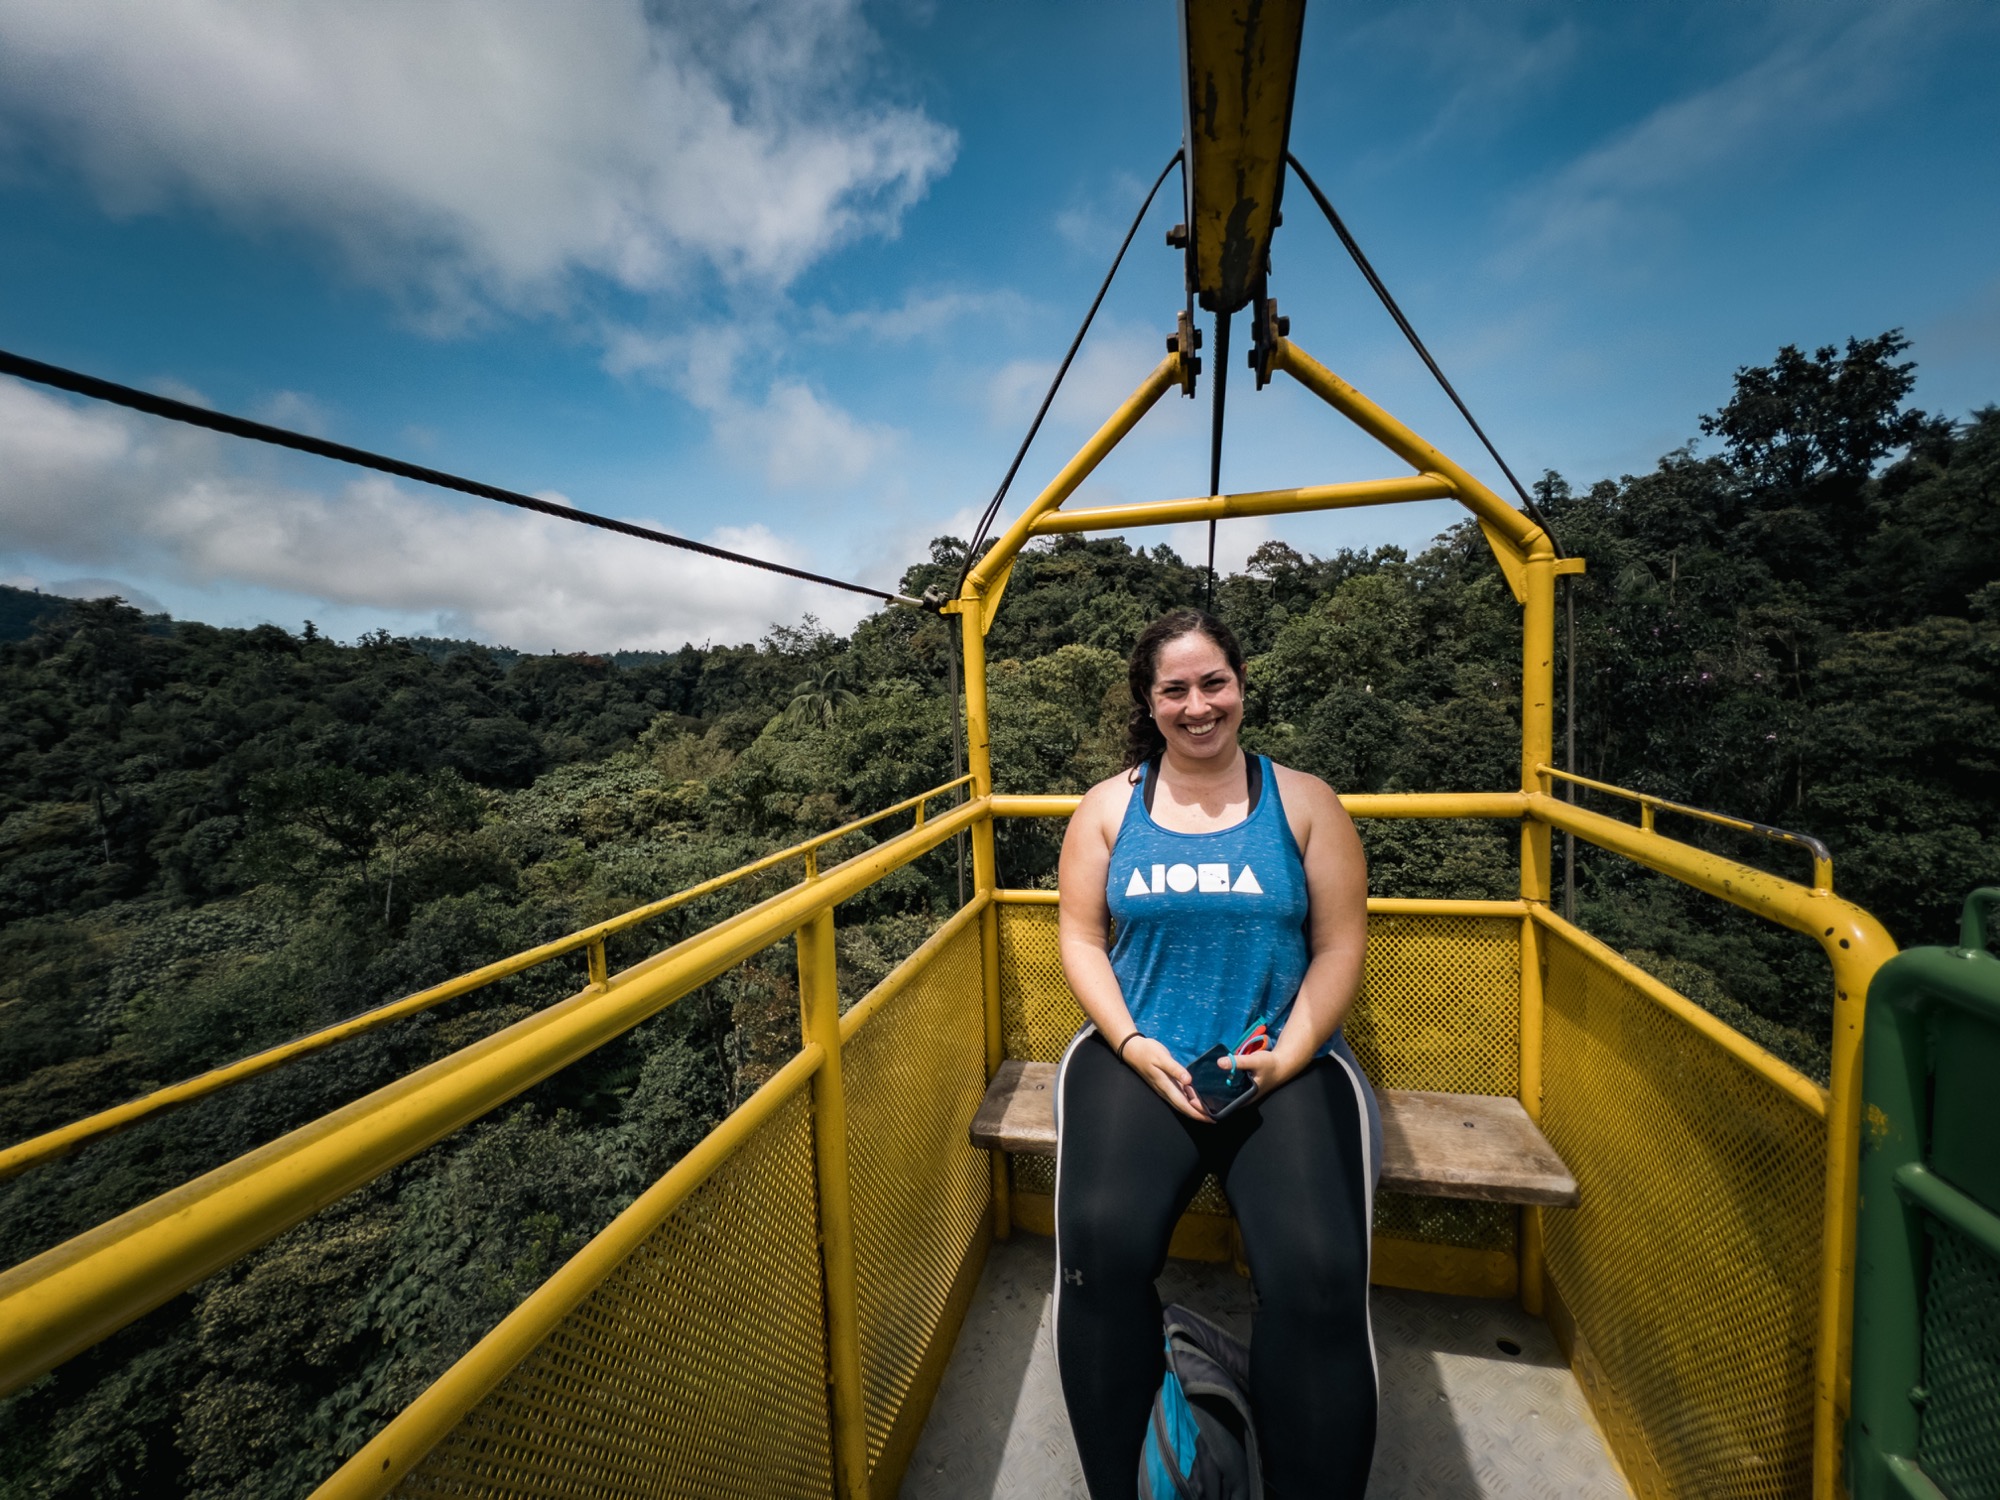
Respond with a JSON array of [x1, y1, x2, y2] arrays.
[[1078, 767, 1141, 821], [1268, 760, 1342, 812], [1062, 769, 1138, 862], [1268, 760, 1363, 881]]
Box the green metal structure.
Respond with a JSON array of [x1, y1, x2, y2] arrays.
[[1849, 888, 2000, 1499]]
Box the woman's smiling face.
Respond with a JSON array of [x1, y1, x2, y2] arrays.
[[1147, 631, 1242, 762]]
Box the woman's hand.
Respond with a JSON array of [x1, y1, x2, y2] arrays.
[[1122, 1036, 1212, 1121], [1218, 1043, 1309, 1100]]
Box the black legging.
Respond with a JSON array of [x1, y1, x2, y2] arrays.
[[1053, 1031, 1377, 1499]]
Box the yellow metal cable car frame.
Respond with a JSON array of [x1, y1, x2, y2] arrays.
[[0, 6, 1904, 1491], [0, 328, 1897, 1500]]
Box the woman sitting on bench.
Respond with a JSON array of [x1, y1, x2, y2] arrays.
[[1052, 608, 1381, 1499]]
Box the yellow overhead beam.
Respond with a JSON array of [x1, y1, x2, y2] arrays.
[[1028, 474, 1456, 536], [1274, 338, 1550, 567], [1179, 0, 1308, 313], [960, 339, 1562, 629], [961, 353, 1184, 631]]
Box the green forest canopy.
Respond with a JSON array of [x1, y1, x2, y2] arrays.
[[0, 332, 1994, 1496]]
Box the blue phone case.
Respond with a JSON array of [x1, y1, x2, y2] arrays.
[[1189, 1043, 1259, 1120]]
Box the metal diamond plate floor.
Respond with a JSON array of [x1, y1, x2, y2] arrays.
[[902, 1235, 1630, 1499]]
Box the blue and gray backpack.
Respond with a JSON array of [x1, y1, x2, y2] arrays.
[[1136, 1303, 1263, 1500]]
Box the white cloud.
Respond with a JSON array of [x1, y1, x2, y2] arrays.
[[253, 390, 333, 436], [973, 322, 1213, 544], [1501, 2, 1943, 270], [0, 376, 872, 649], [0, 0, 956, 318], [709, 380, 896, 488], [1343, 3, 1581, 175], [604, 318, 900, 488], [1918, 274, 2000, 373], [1166, 517, 1271, 577], [986, 324, 1182, 437], [1053, 169, 1150, 255], [40, 576, 166, 613], [808, 287, 1032, 345]]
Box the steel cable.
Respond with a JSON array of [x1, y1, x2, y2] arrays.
[[955, 148, 1185, 594], [0, 346, 922, 606], [1284, 154, 1562, 555], [1205, 307, 1232, 612]]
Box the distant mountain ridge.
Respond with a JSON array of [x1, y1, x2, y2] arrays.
[[0, 584, 697, 666]]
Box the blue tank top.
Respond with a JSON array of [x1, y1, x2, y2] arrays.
[[1107, 755, 1339, 1066]]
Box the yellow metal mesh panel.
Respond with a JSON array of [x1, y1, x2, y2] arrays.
[[1344, 914, 1519, 1094], [998, 901, 1083, 1063], [844, 917, 992, 1476], [1373, 1194, 1514, 1252], [1350, 914, 1519, 1254], [1000, 903, 1520, 1090], [1541, 927, 1826, 1500], [997, 902, 1520, 1244], [394, 1087, 832, 1500]]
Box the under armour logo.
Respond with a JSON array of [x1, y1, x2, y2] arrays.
[[1063, 1267, 1084, 1287]]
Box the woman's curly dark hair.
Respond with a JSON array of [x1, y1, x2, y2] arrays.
[[1124, 609, 1247, 771]]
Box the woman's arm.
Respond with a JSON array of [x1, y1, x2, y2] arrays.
[[1229, 767, 1368, 1095], [1057, 778, 1209, 1119]]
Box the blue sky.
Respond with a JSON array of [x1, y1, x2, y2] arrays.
[[1, 0, 1995, 651]]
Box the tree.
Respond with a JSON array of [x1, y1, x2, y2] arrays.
[[1, 332, 1993, 1498], [244, 767, 482, 921], [784, 664, 858, 731], [1699, 331, 1938, 494]]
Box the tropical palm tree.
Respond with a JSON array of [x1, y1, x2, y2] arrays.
[[785, 663, 858, 730]]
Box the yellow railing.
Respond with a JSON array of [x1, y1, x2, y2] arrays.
[[952, 332, 1887, 1497], [0, 784, 1895, 1500], [0, 790, 985, 1416], [0, 333, 1908, 1500], [0, 774, 973, 1185], [987, 884, 1531, 1287], [992, 789, 1888, 1499], [1535, 907, 1830, 1497], [1537, 761, 1836, 892], [287, 785, 1879, 1499], [320, 896, 994, 1499]]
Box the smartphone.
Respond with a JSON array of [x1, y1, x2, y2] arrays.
[[1188, 1043, 1259, 1121]]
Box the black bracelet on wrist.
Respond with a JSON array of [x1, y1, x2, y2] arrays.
[[1117, 1030, 1146, 1061]]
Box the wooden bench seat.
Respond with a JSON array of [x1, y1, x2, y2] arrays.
[[969, 1059, 1579, 1208]]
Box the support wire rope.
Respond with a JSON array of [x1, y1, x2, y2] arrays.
[[1284, 154, 1562, 556], [0, 347, 921, 607], [1285, 153, 1583, 903], [955, 148, 1184, 591], [1205, 307, 1232, 613], [939, 147, 1183, 903]]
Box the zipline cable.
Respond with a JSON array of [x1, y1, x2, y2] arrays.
[[955, 148, 1185, 594], [0, 346, 923, 607], [1284, 154, 1563, 556]]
